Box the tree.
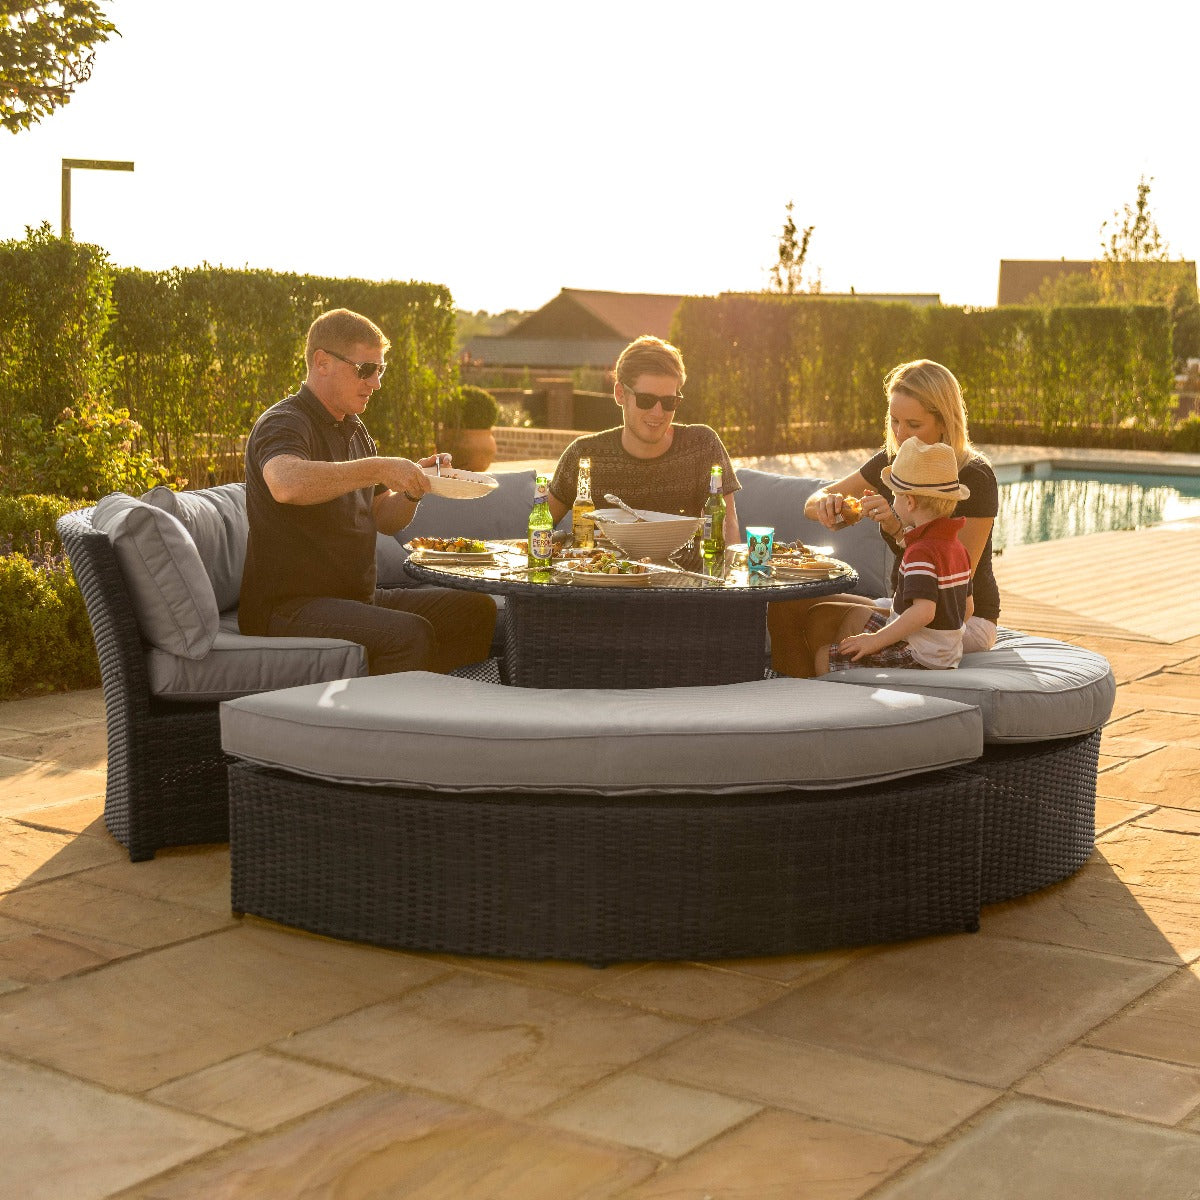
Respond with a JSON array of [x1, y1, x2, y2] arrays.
[[768, 201, 818, 294], [0, 2, 118, 135], [1094, 175, 1196, 308]]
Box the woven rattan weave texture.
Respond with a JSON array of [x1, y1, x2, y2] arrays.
[[229, 761, 986, 963], [58, 509, 231, 860]]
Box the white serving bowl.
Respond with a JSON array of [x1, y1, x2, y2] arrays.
[[590, 507, 702, 560]]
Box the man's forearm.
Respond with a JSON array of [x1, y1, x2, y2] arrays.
[[263, 455, 389, 506]]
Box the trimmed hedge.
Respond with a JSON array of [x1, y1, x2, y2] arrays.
[[1, 227, 458, 489], [673, 295, 1178, 455]]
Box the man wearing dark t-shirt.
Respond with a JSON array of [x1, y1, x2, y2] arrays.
[[547, 335, 740, 543], [240, 308, 495, 674]]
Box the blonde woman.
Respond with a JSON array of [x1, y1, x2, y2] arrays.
[[768, 359, 1000, 677]]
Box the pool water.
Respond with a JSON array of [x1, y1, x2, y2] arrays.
[[993, 469, 1200, 550]]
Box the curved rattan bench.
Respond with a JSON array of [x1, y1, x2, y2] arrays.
[[217, 665, 1108, 963]]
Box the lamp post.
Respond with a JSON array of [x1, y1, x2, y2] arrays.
[[61, 158, 135, 239]]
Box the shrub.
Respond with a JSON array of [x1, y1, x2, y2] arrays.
[[0, 545, 99, 699], [5, 400, 176, 500], [1172, 413, 1200, 453], [0, 494, 77, 557], [455, 385, 500, 429]]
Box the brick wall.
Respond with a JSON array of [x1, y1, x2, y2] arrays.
[[493, 427, 581, 461]]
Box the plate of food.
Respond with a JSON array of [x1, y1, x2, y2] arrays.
[[554, 551, 657, 586], [422, 466, 499, 499], [405, 536, 499, 563], [769, 556, 843, 577]]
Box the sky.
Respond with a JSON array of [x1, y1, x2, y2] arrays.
[[2, 0, 1197, 315]]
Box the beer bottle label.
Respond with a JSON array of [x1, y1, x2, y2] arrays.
[[530, 528, 553, 559]]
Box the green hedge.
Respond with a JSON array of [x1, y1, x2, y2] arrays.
[[0, 226, 459, 490], [0, 545, 99, 699], [108, 267, 457, 482], [673, 295, 1178, 455]]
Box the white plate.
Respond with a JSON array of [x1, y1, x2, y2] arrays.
[[553, 562, 656, 587], [422, 467, 499, 499], [404, 539, 506, 563]]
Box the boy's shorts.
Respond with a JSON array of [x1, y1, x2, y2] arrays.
[[826, 610, 929, 673]]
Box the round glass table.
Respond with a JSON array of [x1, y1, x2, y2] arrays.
[[404, 544, 858, 689]]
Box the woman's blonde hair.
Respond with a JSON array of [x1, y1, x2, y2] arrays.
[[883, 359, 983, 468]]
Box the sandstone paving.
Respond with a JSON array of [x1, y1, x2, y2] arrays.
[[588, 961, 790, 1021], [146, 1049, 369, 1132], [1093, 821, 1200, 898], [1094, 795, 1154, 834], [0, 924, 139, 983], [978, 858, 1200, 964], [1119, 674, 1200, 715], [0, 757, 106, 814], [0, 924, 452, 1091], [122, 1088, 658, 1200], [1104, 707, 1200, 748], [277, 972, 691, 1118], [8, 793, 107, 837], [0, 719, 107, 769], [616, 1108, 921, 1200], [638, 1024, 997, 1143], [1086, 964, 1200, 1069], [0, 874, 234, 949], [543, 1072, 761, 1157], [737, 933, 1172, 1088], [870, 1098, 1200, 1200], [0, 687, 104, 733], [75, 845, 234, 915], [0, 816, 126, 892], [1096, 744, 1200, 809], [1015, 1045, 1200, 1124], [1138, 807, 1200, 835], [0, 1055, 236, 1200]]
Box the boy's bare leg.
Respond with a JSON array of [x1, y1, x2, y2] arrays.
[[770, 597, 876, 678]]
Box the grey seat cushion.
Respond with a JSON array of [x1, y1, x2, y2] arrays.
[[220, 673, 983, 795], [147, 614, 367, 701], [735, 469, 892, 597], [819, 632, 1115, 743]]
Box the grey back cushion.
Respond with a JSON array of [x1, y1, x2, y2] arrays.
[[92, 493, 220, 659], [142, 483, 248, 612], [735, 469, 892, 597]]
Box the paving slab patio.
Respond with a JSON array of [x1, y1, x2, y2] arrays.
[[1, 484, 1199, 1197]]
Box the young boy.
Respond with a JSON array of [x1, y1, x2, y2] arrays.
[[819, 438, 973, 674]]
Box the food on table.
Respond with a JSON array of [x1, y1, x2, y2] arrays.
[[409, 536, 488, 554], [567, 550, 650, 575]]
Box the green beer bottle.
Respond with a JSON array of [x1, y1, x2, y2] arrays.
[[528, 473, 554, 578], [701, 464, 726, 571]]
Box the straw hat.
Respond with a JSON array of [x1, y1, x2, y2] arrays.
[[880, 438, 971, 500]]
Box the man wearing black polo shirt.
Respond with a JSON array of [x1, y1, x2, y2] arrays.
[[239, 308, 495, 674]]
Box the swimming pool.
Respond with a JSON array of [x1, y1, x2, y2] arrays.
[[993, 468, 1200, 549]]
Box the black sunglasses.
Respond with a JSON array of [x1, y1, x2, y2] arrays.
[[321, 347, 386, 380], [625, 387, 682, 412]]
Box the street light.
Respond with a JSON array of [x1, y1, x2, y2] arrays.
[[61, 158, 135, 238]]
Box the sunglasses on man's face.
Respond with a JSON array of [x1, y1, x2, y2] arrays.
[[625, 387, 682, 412], [321, 347, 387, 380]]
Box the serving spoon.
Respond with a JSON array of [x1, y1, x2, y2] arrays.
[[603, 493, 646, 521]]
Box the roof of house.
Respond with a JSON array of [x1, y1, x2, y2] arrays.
[[462, 336, 628, 369], [997, 260, 1095, 306], [997, 258, 1199, 305], [506, 289, 686, 342]]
